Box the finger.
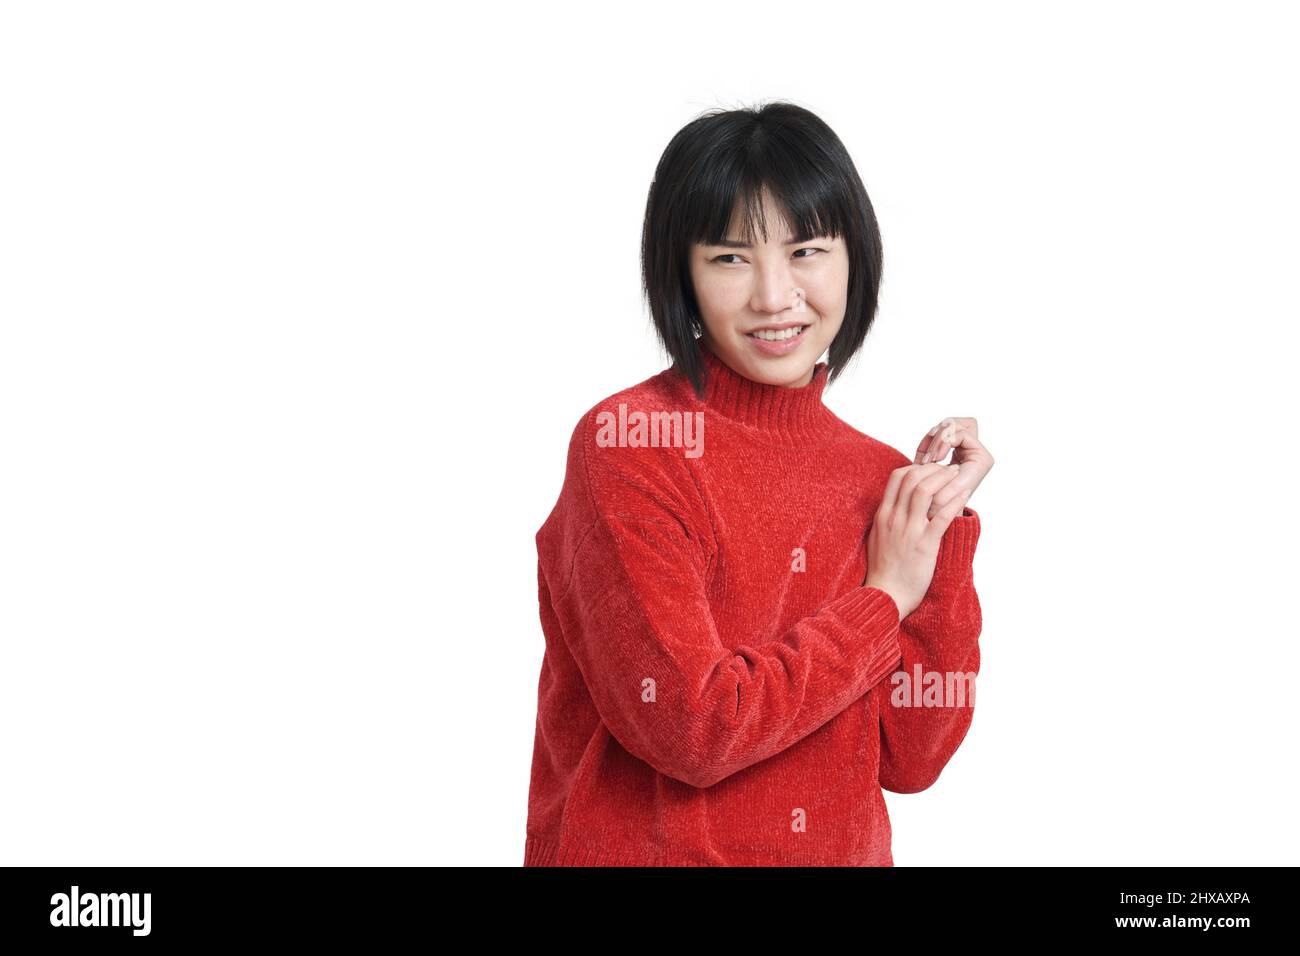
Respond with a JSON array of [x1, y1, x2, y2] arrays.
[[944, 416, 974, 439], [895, 465, 925, 517], [927, 472, 969, 517], [953, 423, 990, 462], [923, 486, 971, 548], [879, 463, 910, 517], [959, 431, 992, 465], [908, 464, 955, 529], [896, 463, 940, 522], [915, 423, 942, 464], [923, 419, 962, 463], [908, 463, 958, 528], [923, 438, 951, 465]]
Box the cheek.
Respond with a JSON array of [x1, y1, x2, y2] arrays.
[[801, 262, 849, 314], [693, 271, 748, 312]]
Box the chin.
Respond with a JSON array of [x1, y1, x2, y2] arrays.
[[740, 353, 815, 386], [705, 327, 823, 386]]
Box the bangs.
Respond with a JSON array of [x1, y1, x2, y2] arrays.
[[689, 160, 854, 251]]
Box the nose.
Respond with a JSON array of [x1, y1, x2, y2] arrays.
[[750, 258, 801, 316]]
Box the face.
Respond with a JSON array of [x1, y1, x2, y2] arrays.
[[688, 188, 849, 388]]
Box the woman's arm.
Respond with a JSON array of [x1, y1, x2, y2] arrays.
[[538, 413, 906, 790], [550, 511, 905, 789], [876, 507, 982, 793]]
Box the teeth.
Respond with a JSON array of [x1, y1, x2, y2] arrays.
[[751, 326, 805, 341]]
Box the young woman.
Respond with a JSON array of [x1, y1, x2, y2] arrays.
[[524, 102, 994, 866]]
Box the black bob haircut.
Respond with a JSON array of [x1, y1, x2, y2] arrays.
[[640, 101, 884, 398]]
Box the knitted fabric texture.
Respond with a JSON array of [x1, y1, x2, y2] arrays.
[[524, 341, 982, 866]]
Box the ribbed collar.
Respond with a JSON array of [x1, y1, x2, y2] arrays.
[[671, 337, 839, 443]]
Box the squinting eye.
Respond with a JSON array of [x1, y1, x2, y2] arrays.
[[713, 249, 824, 264]]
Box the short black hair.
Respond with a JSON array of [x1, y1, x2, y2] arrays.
[[640, 101, 884, 398]]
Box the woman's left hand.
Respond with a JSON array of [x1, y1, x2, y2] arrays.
[[913, 416, 994, 518]]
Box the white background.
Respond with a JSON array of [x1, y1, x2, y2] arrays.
[[2, 1, 1296, 866]]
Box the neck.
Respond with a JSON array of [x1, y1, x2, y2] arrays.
[[671, 337, 837, 444]]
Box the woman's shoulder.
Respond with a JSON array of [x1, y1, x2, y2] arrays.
[[560, 363, 699, 466], [539, 365, 709, 550], [568, 365, 691, 436]]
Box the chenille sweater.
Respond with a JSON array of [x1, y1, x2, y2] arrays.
[[524, 341, 982, 866]]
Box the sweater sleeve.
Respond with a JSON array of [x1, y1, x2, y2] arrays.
[[541, 420, 905, 790], [876, 507, 982, 794]]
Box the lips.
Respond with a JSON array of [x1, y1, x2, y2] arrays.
[[747, 324, 809, 342], [745, 323, 809, 355]]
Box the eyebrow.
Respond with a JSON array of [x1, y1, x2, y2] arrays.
[[711, 236, 818, 248]]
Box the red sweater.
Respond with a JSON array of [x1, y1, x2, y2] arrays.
[[524, 341, 982, 866]]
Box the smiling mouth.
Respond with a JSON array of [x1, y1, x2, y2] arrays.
[[746, 325, 809, 341]]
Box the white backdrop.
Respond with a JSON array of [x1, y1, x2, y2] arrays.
[[2, 1, 1296, 866]]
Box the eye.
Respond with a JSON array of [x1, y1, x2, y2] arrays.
[[711, 248, 825, 264]]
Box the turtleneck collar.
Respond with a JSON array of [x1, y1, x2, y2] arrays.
[[671, 337, 839, 443]]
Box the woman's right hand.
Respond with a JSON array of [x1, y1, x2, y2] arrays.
[[864, 462, 970, 619]]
